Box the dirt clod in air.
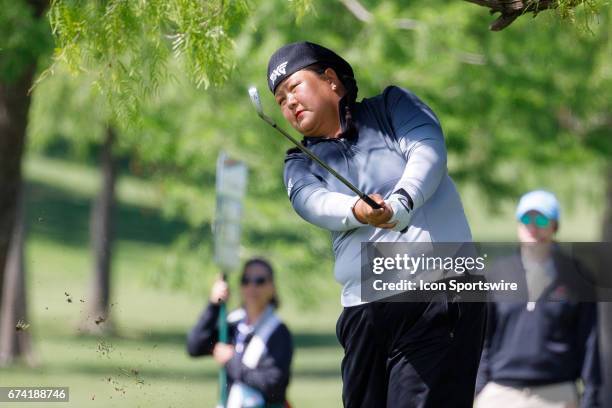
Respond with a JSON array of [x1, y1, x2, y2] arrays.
[[97, 339, 113, 358], [15, 320, 30, 332]]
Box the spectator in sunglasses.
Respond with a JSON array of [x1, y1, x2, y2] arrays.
[[475, 190, 601, 408], [187, 258, 293, 408]]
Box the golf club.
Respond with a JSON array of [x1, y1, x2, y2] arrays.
[[248, 86, 382, 210]]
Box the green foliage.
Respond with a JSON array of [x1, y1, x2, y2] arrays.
[[0, 0, 52, 82], [555, 0, 603, 24], [29, 65, 107, 154], [47, 0, 251, 125], [287, 0, 316, 22]]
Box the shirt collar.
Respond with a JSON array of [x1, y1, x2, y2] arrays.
[[236, 305, 275, 334]]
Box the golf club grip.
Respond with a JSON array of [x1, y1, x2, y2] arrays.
[[362, 195, 382, 209]]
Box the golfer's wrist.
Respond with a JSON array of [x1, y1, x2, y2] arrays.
[[387, 190, 414, 231], [344, 196, 367, 227], [351, 205, 367, 225]]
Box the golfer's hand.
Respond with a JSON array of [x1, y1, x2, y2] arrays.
[[209, 277, 229, 304], [353, 194, 395, 229], [213, 343, 235, 365]]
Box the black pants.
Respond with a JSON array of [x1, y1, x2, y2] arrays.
[[336, 293, 486, 408]]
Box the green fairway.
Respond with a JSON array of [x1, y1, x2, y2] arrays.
[[0, 154, 603, 407], [6, 237, 343, 407]]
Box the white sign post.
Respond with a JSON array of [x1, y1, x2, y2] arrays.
[[214, 152, 248, 272], [213, 151, 248, 408]]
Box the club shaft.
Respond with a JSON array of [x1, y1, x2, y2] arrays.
[[260, 115, 381, 210]]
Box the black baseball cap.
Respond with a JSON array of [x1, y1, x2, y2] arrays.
[[267, 41, 354, 94]]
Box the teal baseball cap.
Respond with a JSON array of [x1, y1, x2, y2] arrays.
[[515, 190, 560, 221]]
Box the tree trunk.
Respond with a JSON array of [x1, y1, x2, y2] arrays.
[[0, 187, 36, 366], [80, 127, 117, 335], [0, 67, 34, 314], [0, 0, 46, 344], [600, 164, 612, 408]]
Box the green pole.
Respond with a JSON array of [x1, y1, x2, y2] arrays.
[[217, 272, 229, 407]]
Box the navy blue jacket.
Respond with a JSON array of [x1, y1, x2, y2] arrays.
[[186, 303, 293, 404], [476, 250, 601, 407]]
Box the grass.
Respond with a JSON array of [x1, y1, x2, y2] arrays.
[[7, 235, 343, 407], [7, 236, 343, 407], [0, 153, 605, 407]]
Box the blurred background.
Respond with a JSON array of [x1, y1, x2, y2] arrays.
[[1, 0, 610, 406]]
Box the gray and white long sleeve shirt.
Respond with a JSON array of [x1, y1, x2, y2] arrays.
[[284, 86, 471, 306]]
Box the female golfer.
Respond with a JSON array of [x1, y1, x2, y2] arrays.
[[187, 258, 293, 407], [268, 41, 486, 407]]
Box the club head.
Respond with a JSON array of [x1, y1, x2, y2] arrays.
[[248, 86, 264, 117]]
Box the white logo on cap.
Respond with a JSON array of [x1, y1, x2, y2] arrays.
[[287, 178, 294, 196], [269, 61, 288, 85]]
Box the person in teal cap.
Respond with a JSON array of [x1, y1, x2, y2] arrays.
[[475, 190, 601, 408]]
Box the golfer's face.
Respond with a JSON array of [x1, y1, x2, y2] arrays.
[[274, 69, 341, 137]]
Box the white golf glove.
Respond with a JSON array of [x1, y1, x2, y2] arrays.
[[387, 191, 413, 232]]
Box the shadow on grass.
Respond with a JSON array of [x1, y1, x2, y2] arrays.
[[2, 330, 342, 382], [65, 329, 339, 349], [25, 181, 190, 247], [62, 330, 189, 347], [3, 360, 340, 381]]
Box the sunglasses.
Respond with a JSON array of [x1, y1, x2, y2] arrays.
[[240, 276, 269, 287], [520, 213, 551, 228]]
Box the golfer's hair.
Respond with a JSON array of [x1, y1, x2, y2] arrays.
[[242, 257, 280, 308], [305, 63, 359, 139]]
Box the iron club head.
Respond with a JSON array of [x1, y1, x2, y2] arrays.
[[248, 86, 264, 117]]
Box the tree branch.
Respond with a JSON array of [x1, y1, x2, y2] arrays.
[[338, 0, 421, 30], [463, 0, 560, 31]]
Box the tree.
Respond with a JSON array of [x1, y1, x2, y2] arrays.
[[46, 0, 252, 124], [33, 0, 323, 310], [0, 189, 35, 366], [0, 0, 274, 361], [29, 0, 256, 333], [83, 126, 117, 334], [0, 0, 50, 364]]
